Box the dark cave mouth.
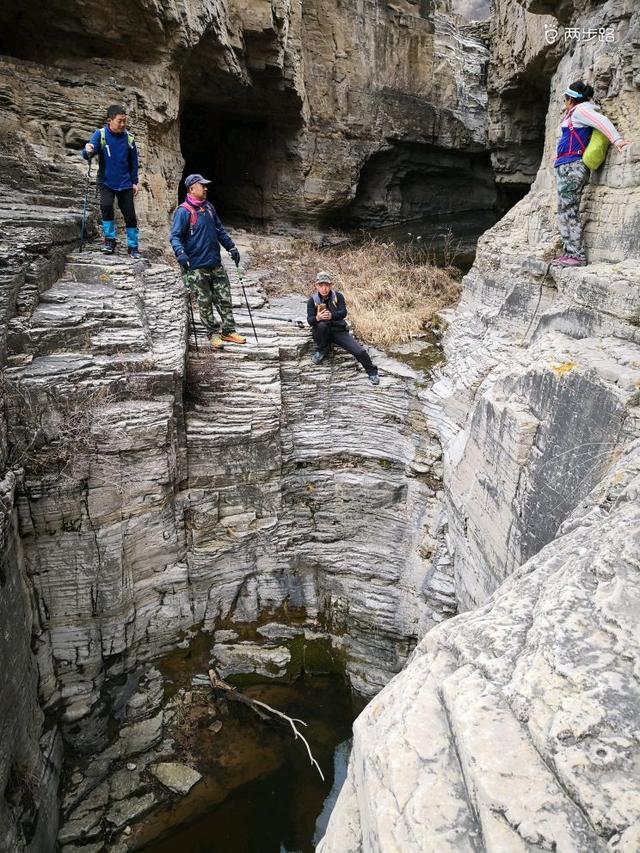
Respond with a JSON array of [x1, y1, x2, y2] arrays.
[[323, 141, 515, 269], [328, 142, 502, 231], [178, 99, 300, 226]]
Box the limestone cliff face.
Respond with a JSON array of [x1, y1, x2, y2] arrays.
[[0, 0, 486, 845], [319, 443, 640, 852], [1, 0, 639, 849], [319, 0, 640, 849], [0, 0, 491, 228], [1, 244, 453, 846], [0, 473, 62, 853]]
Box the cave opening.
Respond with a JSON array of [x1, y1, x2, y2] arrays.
[[490, 61, 553, 203], [179, 103, 271, 223], [178, 76, 302, 225], [327, 142, 500, 231], [325, 141, 502, 266]]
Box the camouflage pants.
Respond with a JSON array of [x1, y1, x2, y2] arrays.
[[182, 266, 236, 336], [556, 160, 590, 260]]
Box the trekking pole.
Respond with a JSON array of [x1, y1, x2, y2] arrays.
[[80, 157, 93, 250], [262, 315, 305, 329], [236, 265, 259, 345], [185, 287, 200, 357]]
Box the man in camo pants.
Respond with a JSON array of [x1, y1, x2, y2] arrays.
[[169, 173, 246, 349]]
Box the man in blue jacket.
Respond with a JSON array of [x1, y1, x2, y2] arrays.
[[169, 174, 246, 349], [82, 104, 141, 258]]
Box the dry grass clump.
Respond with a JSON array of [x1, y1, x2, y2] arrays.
[[250, 238, 461, 347]]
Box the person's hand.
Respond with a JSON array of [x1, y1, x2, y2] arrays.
[[84, 143, 94, 157], [132, 183, 140, 196], [318, 309, 331, 321], [230, 247, 240, 266], [178, 254, 190, 271], [615, 139, 630, 153]]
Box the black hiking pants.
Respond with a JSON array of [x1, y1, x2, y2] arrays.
[[99, 185, 137, 228], [313, 322, 377, 375]]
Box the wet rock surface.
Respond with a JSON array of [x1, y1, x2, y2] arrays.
[[149, 764, 202, 796]]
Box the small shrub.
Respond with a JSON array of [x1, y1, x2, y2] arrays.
[[3, 379, 122, 486]]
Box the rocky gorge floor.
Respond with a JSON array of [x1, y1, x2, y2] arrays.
[[2, 215, 457, 850]]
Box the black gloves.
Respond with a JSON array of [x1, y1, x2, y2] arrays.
[[230, 247, 240, 266], [178, 254, 191, 271]]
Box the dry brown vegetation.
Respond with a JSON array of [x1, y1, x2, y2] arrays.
[[250, 238, 462, 347]]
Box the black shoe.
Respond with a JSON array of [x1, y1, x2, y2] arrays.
[[312, 350, 327, 365], [368, 372, 380, 386], [101, 239, 116, 254], [128, 248, 142, 260]]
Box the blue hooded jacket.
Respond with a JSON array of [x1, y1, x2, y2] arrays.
[[169, 201, 236, 270]]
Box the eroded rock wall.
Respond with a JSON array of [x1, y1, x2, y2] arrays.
[[299, 0, 494, 223], [435, 0, 640, 608], [0, 0, 492, 231], [0, 473, 62, 853], [319, 441, 640, 852], [0, 1, 486, 844], [319, 0, 640, 849]]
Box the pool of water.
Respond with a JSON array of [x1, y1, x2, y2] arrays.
[[347, 208, 499, 272], [136, 674, 357, 853]]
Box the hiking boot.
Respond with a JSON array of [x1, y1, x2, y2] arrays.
[[101, 238, 116, 254], [368, 372, 380, 386], [551, 254, 570, 264], [128, 247, 142, 260], [311, 350, 327, 365], [554, 255, 587, 267], [221, 332, 246, 344], [210, 335, 225, 350]]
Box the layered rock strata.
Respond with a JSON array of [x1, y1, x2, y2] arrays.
[[319, 442, 640, 851], [6, 244, 451, 721], [319, 0, 640, 849], [1, 229, 451, 848], [0, 0, 492, 230], [0, 2, 492, 841]]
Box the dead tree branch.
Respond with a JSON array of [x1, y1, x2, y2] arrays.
[[207, 669, 325, 781]]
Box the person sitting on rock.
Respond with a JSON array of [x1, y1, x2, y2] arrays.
[[169, 174, 246, 350], [553, 81, 629, 267], [307, 271, 379, 385], [82, 104, 142, 259]]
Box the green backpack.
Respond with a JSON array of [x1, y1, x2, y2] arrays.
[[583, 129, 610, 170]]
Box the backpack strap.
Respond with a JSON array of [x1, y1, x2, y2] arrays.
[[312, 290, 338, 307], [566, 107, 588, 157], [180, 200, 199, 231], [180, 200, 214, 232]]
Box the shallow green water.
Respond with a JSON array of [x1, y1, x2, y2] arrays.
[[139, 674, 356, 853]]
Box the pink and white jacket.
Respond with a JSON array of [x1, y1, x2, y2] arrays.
[[555, 101, 622, 168]]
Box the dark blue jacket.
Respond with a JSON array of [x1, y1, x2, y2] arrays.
[[169, 201, 236, 270], [81, 126, 139, 191], [306, 290, 348, 331]]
